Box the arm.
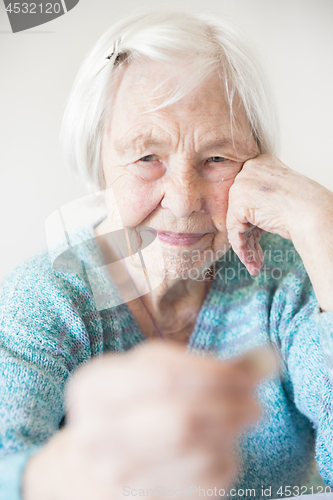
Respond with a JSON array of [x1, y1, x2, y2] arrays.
[[269, 267, 333, 485], [0, 254, 94, 500], [226, 155, 333, 483]]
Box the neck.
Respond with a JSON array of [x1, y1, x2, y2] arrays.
[[122, 260, 212, 344], [136, 276, 212, 344], [142, 275, 208, 313]]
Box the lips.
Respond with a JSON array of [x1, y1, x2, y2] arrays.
[[157, 231, 208, 246]]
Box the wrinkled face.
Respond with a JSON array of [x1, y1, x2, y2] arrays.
[[101, 59, 260, 280]]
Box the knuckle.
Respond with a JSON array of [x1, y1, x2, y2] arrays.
[[243, 158, 256, 168], [212, 454, 236, 477]]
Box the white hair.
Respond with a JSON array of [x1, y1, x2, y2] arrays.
[[60, 9, 279, 191]]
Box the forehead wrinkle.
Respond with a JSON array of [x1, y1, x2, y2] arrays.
[[191, 123, 249, 156], [113, 124, 173, 156], [193, 115, 257, 154], [201, 137, 249, 156], [111, 93, 255, 159]]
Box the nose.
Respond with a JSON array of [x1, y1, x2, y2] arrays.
[[160, 171, 203, 218]]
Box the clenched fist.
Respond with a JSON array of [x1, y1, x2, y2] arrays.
[[23, 341, 262, 500]]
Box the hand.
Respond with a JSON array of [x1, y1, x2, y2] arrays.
[[226, 154, 333, 275], [24, 341, 261, 500]]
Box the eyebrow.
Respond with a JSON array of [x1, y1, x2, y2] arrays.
[[115, 132, 250, 157], [114, 132, 171, 155], [200, 137, 249, 154]]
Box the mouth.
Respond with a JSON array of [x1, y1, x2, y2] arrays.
[[156, 231, 210, 246]]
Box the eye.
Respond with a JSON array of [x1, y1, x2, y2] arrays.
[[139, 154, 159, 162], [208, 156, 227, 163], [134, 154, 164, 181]]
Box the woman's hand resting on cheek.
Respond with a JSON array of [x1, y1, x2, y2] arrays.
[[226, 154, 333, 311], [23, 341, 261, 500]]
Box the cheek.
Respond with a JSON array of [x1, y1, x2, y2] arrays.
[[110, 176, 162, 227], [206, 182, 231, 230]]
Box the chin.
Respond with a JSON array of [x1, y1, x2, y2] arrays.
[[144, 248, 218, 281], [127, 240, 229, 281]]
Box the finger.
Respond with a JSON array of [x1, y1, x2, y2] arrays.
[[226, 347, 280, 383], [226, 209, 264, 274], [244, 229, 264, 274], [67, 341, 260, 416], [228, 231, 264, 275]]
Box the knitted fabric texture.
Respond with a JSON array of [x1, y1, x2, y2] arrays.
[[0, 224, 332, 500]]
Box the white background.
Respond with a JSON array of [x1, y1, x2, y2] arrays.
[[1, 0, 333, 281]]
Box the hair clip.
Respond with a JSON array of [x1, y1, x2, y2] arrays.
[[106, 38, 122, 63]]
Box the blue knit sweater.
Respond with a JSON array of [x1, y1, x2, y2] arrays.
[[0, 223, 332, 500]]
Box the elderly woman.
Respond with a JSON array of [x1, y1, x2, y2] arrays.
[[1, 9, 333, 500]]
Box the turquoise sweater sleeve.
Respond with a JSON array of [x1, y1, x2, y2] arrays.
[[0, 252, 98, 500], [312, 308, 333, 484], [268, 252, 333, 486]]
